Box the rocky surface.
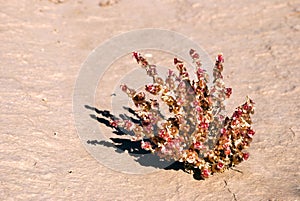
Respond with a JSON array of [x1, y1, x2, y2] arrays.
[[1, 0, 299, 200]]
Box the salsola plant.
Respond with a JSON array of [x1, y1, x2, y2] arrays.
[[111, 49, 255, 179]]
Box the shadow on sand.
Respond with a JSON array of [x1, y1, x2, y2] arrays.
[[84, 105, 186, 172]]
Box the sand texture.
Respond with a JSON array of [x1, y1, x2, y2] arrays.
[[1, 0, 299, 200]]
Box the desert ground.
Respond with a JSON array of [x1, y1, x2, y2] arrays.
[[1, 0, 299, 200]]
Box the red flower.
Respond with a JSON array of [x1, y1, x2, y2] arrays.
[[174, 58, 182, 65], [225, 88, 232, 98], [217, 162, 224, 169], [132, 51, 140, 63], [243, 152, 250, 160], [194, 141, 203, 150], [247, 129, 255, 138], [110, 120, 118, 128], [224, 148, 231, 156], [201, 169, 211, 178], [200, 122, 209, 129], [243, 104, 249, 111], [233, 109, 243, 119], [141, 141, 152, 150], [216, 54, 224, 63]]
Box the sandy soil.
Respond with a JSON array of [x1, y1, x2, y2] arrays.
[[1, 0, 299, 200]]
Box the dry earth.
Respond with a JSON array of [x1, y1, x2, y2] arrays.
[[1, 0, 299, 200]]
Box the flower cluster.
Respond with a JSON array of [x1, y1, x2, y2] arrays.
[[112, 49, 255, 179]]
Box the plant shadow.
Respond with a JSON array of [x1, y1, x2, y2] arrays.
[[85, 105, 185, 172]]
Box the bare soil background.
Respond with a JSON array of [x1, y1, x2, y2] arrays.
[[1, 0, 299, 200]]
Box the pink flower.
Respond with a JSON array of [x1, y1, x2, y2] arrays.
[[189, 49, 195, 55], [193, 100, 200, 106], [196, 68, 205, 79], [141, 141, 152, 150], [196, 106, 203, 112], [177, 98, 185, 106], [120, 84, 127, 92], [221, 128, 227, 135], [124, 120, 133, 130], [192, 53, 199, 59], [143, 125, 152, 133], [158, 129, 169, 140], [117, 49, 256, 180], [178, 81, 186, 89], [145, 84, 154, 92], [195, 61, 201, 67], [233, 109, 243, 119], [168, 69, 174, 77]]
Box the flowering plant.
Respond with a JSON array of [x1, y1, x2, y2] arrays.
[[111, 49, 255, 179]]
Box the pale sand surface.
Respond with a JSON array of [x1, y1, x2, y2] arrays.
[[1, 0, 299, 200]]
